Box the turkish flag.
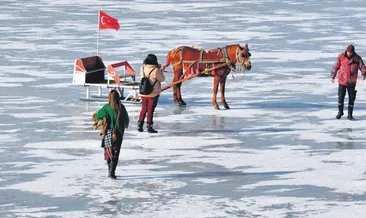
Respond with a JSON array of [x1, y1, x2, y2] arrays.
[[107, 65, 120, 86], [99, 10, 120, 31]]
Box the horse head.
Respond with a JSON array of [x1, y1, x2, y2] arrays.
[[226, 44, 252, 72], [240, 43, 252, 70]]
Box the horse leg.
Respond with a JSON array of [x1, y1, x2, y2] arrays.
[[212, 76, 220, 109], [173, 86, 179, 105], [173, 66, 185, 106], [219, 75, 230, 109], [172, 79, 180, 105], [177, 82, 186, 106]]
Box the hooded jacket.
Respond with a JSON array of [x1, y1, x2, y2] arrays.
[[331, 51, 366, 85]]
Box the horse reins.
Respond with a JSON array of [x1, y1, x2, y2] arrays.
[[161, 61, 230, 92]]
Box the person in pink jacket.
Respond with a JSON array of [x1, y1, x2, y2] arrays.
[[331, 45, 366, 120], [138, 54, 165, 133]]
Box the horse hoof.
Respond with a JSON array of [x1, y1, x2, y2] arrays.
[[175, 102, 186, 107], [174, 99, 186, 106], [214, 105, 220, 110], [178, 99, 186, 106], [224, 104, 230, 109]]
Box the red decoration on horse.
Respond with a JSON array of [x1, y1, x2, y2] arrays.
[[163, 44, 252, 109]]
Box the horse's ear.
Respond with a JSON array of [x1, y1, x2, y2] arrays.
[[243, 43, 249, 50]]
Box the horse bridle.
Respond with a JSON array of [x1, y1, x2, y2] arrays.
[[223, 46, 249, 73]]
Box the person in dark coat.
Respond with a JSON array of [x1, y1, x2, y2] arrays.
[[96, 90, 129, 179], [331, 44, 366, 120]]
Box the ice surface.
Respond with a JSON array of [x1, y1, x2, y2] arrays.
[[1, 0, 366, 217]]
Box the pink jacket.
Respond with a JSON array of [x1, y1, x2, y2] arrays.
[[139, 64, 165, 98], [331, 52, 366, 85]]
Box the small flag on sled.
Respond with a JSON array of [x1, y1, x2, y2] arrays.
[[107, 65, 120, 86], [99, 10, 120, 31]]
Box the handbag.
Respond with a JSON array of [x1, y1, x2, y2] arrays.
[[111, 128, 118, 143]]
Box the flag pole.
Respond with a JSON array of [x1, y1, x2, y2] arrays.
[[97, 10, 100, 56]]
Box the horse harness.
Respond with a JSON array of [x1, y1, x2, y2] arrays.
[[171, 46, 236, 75]]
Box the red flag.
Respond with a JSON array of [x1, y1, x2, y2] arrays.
[[99, 10, 120, 30], [107, 65, 120, 86]]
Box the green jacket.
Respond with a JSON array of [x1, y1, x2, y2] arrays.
[[96, 104, 129, 134]]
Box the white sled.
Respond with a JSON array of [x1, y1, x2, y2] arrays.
[[73, 56, 140, 103]]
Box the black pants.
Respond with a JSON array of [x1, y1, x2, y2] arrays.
[[106, 132, 123, 177], [338, 84, 356, 106]]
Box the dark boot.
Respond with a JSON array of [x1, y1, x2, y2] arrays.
[[108, 158, 118, 179], [336, 104, 344, 119], [137, 121, 144, 132], [347, 90, 356, 120], [108, 174, 117, 179], [347, 105, 355, 120], [147, 123, 158, 133], [107, 159, 116, 179]]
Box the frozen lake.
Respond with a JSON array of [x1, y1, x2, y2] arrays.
[[1, 0, 366, 217]]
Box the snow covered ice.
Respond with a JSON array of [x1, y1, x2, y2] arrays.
[[1, 0, 366, 217]]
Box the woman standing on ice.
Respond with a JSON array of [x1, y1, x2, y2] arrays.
[[331, 44, 366, 120], [96, 90, 129, 179], [137, 54, 165, 133]]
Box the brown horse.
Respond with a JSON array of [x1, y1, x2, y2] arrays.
[[163, 44, 252, 109]]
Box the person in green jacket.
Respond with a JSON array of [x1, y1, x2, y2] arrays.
[[96, 90, 129, 179]]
